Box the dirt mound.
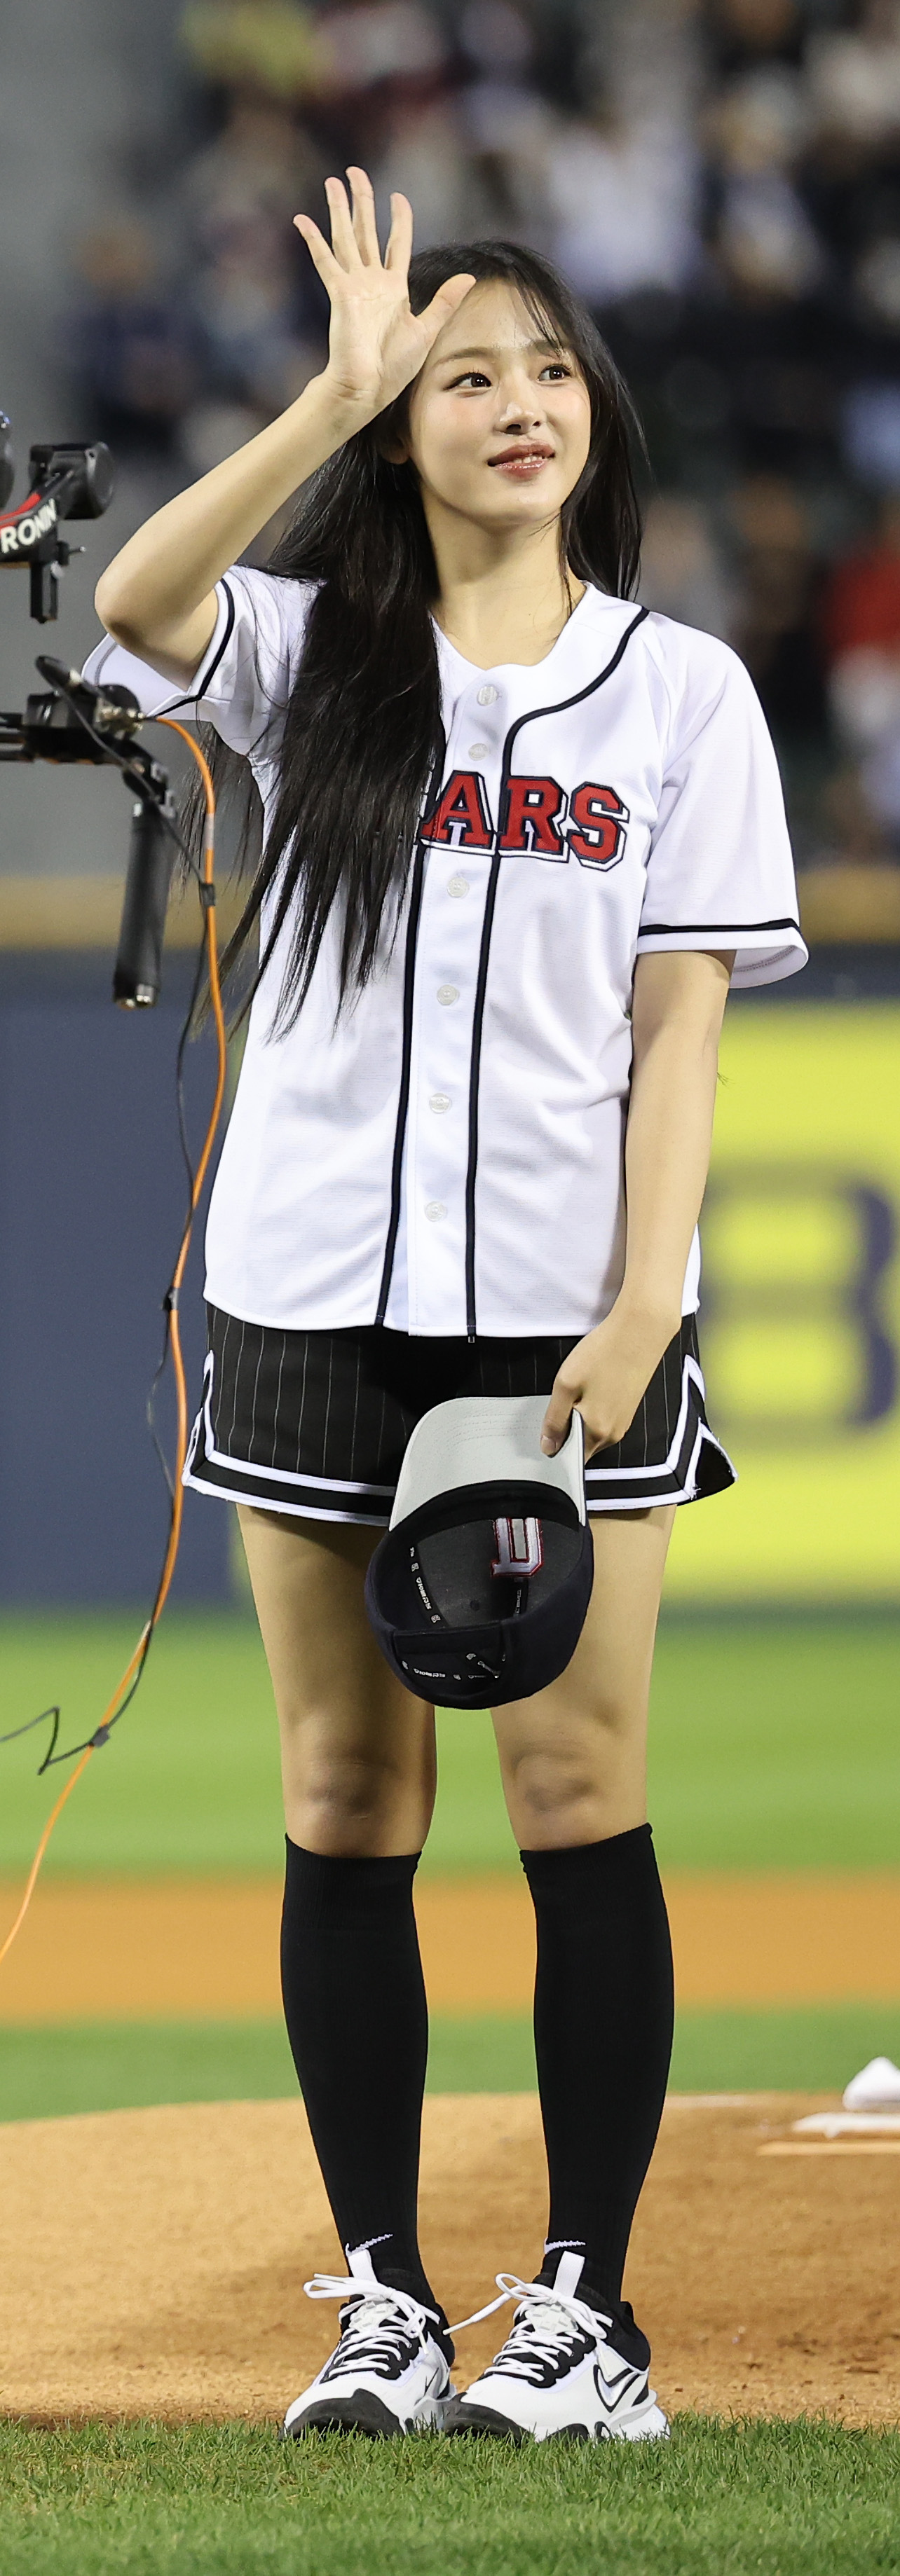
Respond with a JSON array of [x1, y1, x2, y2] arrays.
[[0, 2094, 897, 2425]]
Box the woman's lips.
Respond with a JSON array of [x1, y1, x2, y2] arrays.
[[489, 448, 554, 477]]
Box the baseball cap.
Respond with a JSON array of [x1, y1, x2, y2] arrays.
[[364, 1395, 594, 1709]]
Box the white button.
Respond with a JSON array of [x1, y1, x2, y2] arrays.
[[425, 1200, 446, 1221], [477, 683, 498, 705], [446, 874, 470, 898], [437, 984, 459, 1005], [429, 1091, 451, 1114], [468, 741, 491, 758]]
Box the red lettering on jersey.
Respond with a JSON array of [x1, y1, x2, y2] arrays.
[[567, 783, 629, 869], [499, 775, 566, 856], [422, 769, 493, 848]]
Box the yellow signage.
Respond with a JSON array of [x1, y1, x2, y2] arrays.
[[667, 1004, 900, 1603]]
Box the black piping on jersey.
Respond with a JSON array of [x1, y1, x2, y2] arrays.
[[121, 577, 238, 722], [463, 843, 502, 1336], [190, 575, 236, 704], [639, 912, 800, 936], [151, 575, 298, 759], [374, 729, 447, 1327], [463, 604, 650, 1338]]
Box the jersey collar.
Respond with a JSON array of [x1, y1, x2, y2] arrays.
[[431, 585, 641, 710]]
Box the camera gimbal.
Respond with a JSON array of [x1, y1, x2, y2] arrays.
[[0, 414, 183, 1003]]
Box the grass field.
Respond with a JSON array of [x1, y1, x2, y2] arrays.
[[1, 1609, 898, 2116], [1, 2420, 899, 2575], [4, 2002, 900, 2122], [1, 1609, 898, 1877]]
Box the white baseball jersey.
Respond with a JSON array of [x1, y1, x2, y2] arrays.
[[83, 567, 806, 1339]]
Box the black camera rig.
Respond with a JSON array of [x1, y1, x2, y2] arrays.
[[0, 413, 183, 1004]]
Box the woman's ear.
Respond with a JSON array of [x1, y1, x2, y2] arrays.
[[374, 391, 411, 469], [376, 430, 410, 467]]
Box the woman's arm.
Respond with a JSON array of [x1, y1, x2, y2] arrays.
[[93, 171, 473, 687], [93, 371, 374, 685], [540, 949, 734, 1459]]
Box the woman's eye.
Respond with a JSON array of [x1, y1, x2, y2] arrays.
[[451, 371, 491, 389], [541, 363, 571, 380]]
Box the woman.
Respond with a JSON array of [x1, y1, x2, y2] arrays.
[[86, 170, 806, 2444]]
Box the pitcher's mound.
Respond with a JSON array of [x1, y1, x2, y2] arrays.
[[0, 2094, 896, 2425]]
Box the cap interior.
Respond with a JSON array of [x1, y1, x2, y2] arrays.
[[412, 1514, 584, 1629]]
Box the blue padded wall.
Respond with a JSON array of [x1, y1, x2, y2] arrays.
[[0, 953, 231, 1602]]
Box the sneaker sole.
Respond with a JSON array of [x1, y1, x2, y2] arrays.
[[444, 2400, 526, 2442], [445, 2399, 668, 2445], [283, 2389, 452, 2441], [446, 2402, 592, 2444], [282, 2392, 416, 2439]]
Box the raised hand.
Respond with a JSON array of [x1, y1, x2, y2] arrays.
[[294, 167, 475, 420]]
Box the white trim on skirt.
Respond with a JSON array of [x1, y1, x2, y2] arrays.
[[182, 1346, 735, 1523]]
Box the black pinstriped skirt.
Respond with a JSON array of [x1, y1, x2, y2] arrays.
[[183, 1307, 735, 1524]]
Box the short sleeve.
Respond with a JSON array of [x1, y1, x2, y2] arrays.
[[638, 626, 807, 988], [79, 564, 315, 769]]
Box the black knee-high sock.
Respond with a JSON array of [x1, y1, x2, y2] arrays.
[[521, 1825, 674, 2336], [280, 1838, 444, 2327]]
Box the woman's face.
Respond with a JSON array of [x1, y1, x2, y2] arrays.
[[402, 280, 593, 539]]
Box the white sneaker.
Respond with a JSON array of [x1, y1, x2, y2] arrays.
[[446, 2251, 669, 2445], [282, 2246, 454, 2439]]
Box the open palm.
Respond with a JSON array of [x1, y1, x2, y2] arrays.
[[294, 167, 475, 418]]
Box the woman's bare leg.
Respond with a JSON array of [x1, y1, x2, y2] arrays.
[[236, 1504, 437, 1854], [491, 1506, 675, 1847]]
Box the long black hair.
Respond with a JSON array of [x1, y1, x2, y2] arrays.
[[184, 239, 645, 1030]]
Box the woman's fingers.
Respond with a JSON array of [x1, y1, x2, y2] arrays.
[[292, 211, 342, 291], [383, 191, 413, 273], [294, 176, 472, 413], [322, 173, 361, 269], [540, 1371, 579, 1456], [346, 165, 381, 266], [418, 272, 477, 345]]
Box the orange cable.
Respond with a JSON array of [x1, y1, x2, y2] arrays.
[[0, 1748, 96, 1967], [0, 722, 226, 1970]]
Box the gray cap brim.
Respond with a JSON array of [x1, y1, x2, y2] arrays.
[[388, 1394, 585, 1530]]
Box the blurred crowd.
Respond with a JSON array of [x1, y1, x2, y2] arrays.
[[59, 0, 900, 941]]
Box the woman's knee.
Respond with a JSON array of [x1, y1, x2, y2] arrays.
[[280, 1694, 438, 1855], [237, 1501, 436, 1846], [510, 1756, 593, 1844], [496, 1688, 647, 1848], [496, 1507, 673, 1848], [284, 1738, 429, 1840]]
